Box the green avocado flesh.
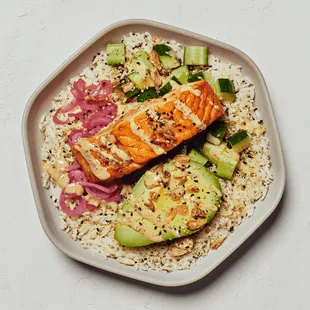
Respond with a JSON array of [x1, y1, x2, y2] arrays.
[[114, 157, 222, 247]]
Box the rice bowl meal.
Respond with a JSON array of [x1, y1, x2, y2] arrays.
[[39, 32, 273, 272]]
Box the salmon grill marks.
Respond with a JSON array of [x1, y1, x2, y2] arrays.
[[71, 80, 224, 182]]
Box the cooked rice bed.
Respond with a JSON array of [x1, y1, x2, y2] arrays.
[[39, 32, 273, 272]]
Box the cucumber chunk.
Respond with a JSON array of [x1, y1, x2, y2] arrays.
[[188, 72, 204, 83], [169, 65, 190, 84], [107, 43, 125, 65], [203, 71, 216, 89], [153, 44, 180, 70], [188, 149, 209, 166], [159, 55, 180, 70], [127, 72, 154, 90], [215, 78, 236, 103], [126, 51, 154, 90], [159, 81, 172, 96], [228, 130, 251, 153], [184, 46, 208, 65], [203, 140, 240, 179], [202, 142, 226, 165], [153, 44, 172, 56], [125, 88, 140, 98], [159, 66, 189, 95], [217, 148, 240, 180], [159, 77, 181, 96], [137, 88, 158, 102], [206, 122, 228, 145]]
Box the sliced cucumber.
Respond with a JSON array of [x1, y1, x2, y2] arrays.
[[228, 130, 251, 153], [188, 149, 208, 166], [126, 51, 154, 90], [184, 46, 208, 65], [107, 43, 125, 65], [159, 66, 189, 95], [125, 88, 140, 98], [137, 88, 158, 102], [159, 55, 180, 70], [153, 44, 172, 56], [159, 77, 181, 96], [169, 65, 190, 84], [159, 81, 173, 96], [203, 71, 216, 89], [206, 122, 228, 146], [217, 148, 240, 180], [202, 142, 226, 165], [188, 72, 204, 83], [215, 78, 236, 103], [127, 72, 154, 90], [153, 44, 180, 70]]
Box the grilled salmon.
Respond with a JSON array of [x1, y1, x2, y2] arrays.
[[71, 80, 224, 182]]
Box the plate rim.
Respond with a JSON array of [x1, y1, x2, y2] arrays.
[[22, 18, 286, 287]]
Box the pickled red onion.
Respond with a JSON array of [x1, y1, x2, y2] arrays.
[[68, 170, 88, 183], [83, 112, 114, 131], [67, 129, 88, 146], [84, 80, 113, 101], [53, 101, 77, 125], [59, 190, 87, 217]]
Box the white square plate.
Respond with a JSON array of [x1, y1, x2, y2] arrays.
[[22, 19, 285, 287]]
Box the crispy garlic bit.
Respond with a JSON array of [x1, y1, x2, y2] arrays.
[[173, 154, 190, 168]]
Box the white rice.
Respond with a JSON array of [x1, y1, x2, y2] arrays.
[[39, 32, 273, 272]]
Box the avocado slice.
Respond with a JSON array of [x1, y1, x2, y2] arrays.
[[114, 155, 222, 247]]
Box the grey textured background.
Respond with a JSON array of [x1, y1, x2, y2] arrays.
[[0, 0, 308, 309]]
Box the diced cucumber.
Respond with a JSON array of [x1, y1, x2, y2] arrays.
[[206, 122, 228, 145], [153, 44, 172, 56], [202, 142, 226, 165], [228, 130, 251, 153], [217, 148, 240, 180], [127, 72, 154, 90], [188, 72, 204, 83], [107, 43, 125, 65], [153, 44, 180, 70], [188, 149, 208, 166], [125, 88, 140, 98], [184, 46, 208, 65], [203, 140, 240, 179], [203, 71, 216, 89], [159, 81, 172, 96], [159, 77, 181, 96], [159, 55, 180, 69], [126, 51, 154, 90], [171, 76, 182, 85], [169, 65, 190, 84], [159, 66, 189, 95], [137, 88, 158, 102], [215, 78, 236, 102]]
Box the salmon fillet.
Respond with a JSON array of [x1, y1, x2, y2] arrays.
[[71, 80, 224, 182]]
